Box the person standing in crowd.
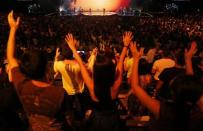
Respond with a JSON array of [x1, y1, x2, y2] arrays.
[[6, 11, 70, 131], [54, 41, 95, 127], [130, 41, 203, 131], [65, 32, 133, 131], [153, 51, 186, 100]]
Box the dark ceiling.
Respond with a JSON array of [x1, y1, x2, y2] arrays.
[[0, 0, 202, 13]]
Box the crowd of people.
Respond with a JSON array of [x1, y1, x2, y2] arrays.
[[0, 10, 203, 131]]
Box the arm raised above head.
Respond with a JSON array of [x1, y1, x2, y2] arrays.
[[65, 33, 98, 102], [185, 41, 197, 75], [130, 42, 160, 119], [111, 31, 133, 99], [7, 11, 20, 69]]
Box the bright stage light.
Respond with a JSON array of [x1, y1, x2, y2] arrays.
[[71, 0, 126, 11], [59, 6, 64, 12]]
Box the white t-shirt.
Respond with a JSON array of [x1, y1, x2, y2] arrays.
[[152, 58, 175, 80], [54, 61, 84, 95]]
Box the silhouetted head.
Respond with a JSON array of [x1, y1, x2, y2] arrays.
[[171, 75, 203, 108], [138, 58, 150, 75], [175, 52, 185, 66], [60, 41, 73, 60], [19, 50, 48, 80], [93, 52, 116, 103], [162, 49, 173, 58]]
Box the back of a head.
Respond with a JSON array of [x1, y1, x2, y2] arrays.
[[139, 58, 150, 75], [175, 51, 185, 66], [162, 49, 173, 58], [93, 52, 116, 103], [60, 41, 73, 60], [19, 50, 48, 80], [171, 75, 203, 107]]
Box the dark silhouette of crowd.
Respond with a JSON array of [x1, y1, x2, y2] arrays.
[[0, 11, 203, 131]]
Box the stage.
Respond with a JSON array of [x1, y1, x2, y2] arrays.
[[82, 11, 117, 16]]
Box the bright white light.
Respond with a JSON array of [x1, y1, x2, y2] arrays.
[[71, 0, 122, 11], [59, 6, 64, 12]]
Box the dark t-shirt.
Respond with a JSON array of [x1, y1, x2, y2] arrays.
[[158, 67, 185, 100], [150, 101, 176, 131], [150, 101, 203, 131], [11, 67, 65, 117], [87, 100, 122, 131]]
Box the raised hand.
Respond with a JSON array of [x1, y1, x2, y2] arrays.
[[8, 11, 20, 30], [92, 48, 98, 56], [54, 48, 60, 61], [65, 33, 76, 51], [123, 31, 133, 47], [130, 41, 144, 59], [185, 41, 197, 59]]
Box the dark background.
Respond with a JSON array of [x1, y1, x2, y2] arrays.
[[0, 0, 202, 13]]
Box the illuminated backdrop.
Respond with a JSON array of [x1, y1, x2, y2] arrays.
[[70, 0, 131, 11]]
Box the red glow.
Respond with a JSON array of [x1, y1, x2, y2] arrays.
[[71, 0, 131, 11], [120, 0, 131, 7]]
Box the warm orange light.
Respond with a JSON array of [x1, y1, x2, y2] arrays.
[[71, 0, 122, 11]]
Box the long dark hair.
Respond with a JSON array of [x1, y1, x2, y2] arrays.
[[93, 52, 116, 103], [60, 41, 73, 60]]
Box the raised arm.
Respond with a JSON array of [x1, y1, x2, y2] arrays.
[[54, 48, 60, 62], [111, 32, 133, 99], [65, 34, 98, 101], [184, 41, 197, 75], [87, 48, 97, 72], [7, 11, 20, 69], [130, 42, 160, 118], [53, 48, 61, 79]]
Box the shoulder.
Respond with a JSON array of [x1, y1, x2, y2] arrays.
[[54, 61, 65, 70], [10, 67, 27, 82], [153, 59, 161, 64], [10, 67, 29, 93], [54, 61, 65, 66], [129, 58, 134, 63], [153, 60, 160, 67]]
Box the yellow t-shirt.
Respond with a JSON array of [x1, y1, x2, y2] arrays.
[[54, 61, 84, 95]]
